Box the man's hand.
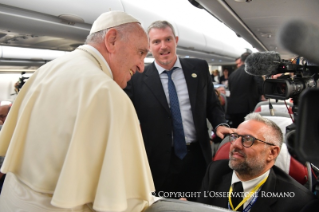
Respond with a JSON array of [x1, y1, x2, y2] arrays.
[[271, 74, 283, 79], [215, 126, 235, 139]]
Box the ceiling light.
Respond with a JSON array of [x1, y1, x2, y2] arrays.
[[234, 0, 253, 2], [260, 32, 272, 38]]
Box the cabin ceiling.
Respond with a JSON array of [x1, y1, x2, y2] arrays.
[[0, 3, 91, 52], [2, 0, 316, 70], [0, 1, 237, 70], [190, 0, 319, 60]]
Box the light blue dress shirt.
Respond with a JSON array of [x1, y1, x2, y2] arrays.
[[155, 58, 196, 144]]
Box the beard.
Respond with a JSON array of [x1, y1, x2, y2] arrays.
[[159, 58, 173, 67], [229, 149, 266, 177]]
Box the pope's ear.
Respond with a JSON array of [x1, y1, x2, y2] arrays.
[[104, 28, 118, 52]]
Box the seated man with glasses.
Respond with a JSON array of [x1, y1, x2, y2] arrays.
[[197, 113, 315, 212]]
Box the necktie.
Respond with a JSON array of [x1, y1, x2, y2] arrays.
[[165, 68, 187, 159], [232, 182, 244, 211]]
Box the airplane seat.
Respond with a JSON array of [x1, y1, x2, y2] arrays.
[[254, 101, 293, 113], [256, 111, 291, 118], [212, 140, 230, 161], [213, 137, 309, 185], [289, 156, 308, 185], [254, 102, 294, 121], [256, 113, 293, 135], [254, 104, 293, 113], [260, 114, 309, 185]]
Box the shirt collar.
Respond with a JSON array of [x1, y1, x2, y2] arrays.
[[231, 170, 270, 193], [154, 58, 182, 75], [81, 44, 113, 78]]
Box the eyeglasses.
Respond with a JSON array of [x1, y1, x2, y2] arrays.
[[228, 133, 275, 148]]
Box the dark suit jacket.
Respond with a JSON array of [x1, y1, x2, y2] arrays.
[[227, 64, 264, 114], [197, 160, 316, 212], [124, 58, 226, 189]]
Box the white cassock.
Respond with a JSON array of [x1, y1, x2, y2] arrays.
[[0, 45, 155, 212]]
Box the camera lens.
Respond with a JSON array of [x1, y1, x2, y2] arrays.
[[276, 82, 287, 95]]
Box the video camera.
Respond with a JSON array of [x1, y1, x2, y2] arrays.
[[259, 57, 319, 198], [263, 57, 319, 100]]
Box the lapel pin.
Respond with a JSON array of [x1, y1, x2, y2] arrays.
[[192, 73, 197, 78]]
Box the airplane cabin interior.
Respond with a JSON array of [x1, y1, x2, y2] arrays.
[[0, 0, 319, 211]]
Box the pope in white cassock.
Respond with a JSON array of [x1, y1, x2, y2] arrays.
[[0, 11, 155, 212]]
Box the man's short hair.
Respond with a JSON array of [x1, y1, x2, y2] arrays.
[[147, 20, 176, 37], [240, 52, 251, 62], [244, 113, 283, 147]]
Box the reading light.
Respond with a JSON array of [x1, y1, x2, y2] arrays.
[[234, 0, 252, 2]]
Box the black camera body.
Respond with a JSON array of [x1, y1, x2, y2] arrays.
[[263, 59, 319, 100], [261, 58, 319, 186], [264, 76, 316, 100]]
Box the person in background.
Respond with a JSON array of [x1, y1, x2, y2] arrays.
[[125, 20, 232, 201], [197, 113, 316, 212], [219, 69, 229, 88], [235, 57, 243, 68], [212, 69, 220, 84], [227, 52, 264, 128], [0, 11, 155, 212]]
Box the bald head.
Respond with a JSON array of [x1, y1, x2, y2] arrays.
[[0, 105, 11, 124]]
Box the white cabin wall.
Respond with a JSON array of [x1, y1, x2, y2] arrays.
[[209, 66, 222, 75]]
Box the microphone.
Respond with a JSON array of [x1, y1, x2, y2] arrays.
[[245, 51, 281, 76], [278, 19, 319, 65]]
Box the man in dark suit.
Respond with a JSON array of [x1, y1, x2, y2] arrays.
[[197, 113, 315, 211], [124, 20, 232, 199], [227, 52, 264, 128]]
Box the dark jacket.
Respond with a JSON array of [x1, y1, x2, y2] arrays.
[[124, 58, 226, 189], [197, 160, 316, 212], [227, 64, 263, 114]]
